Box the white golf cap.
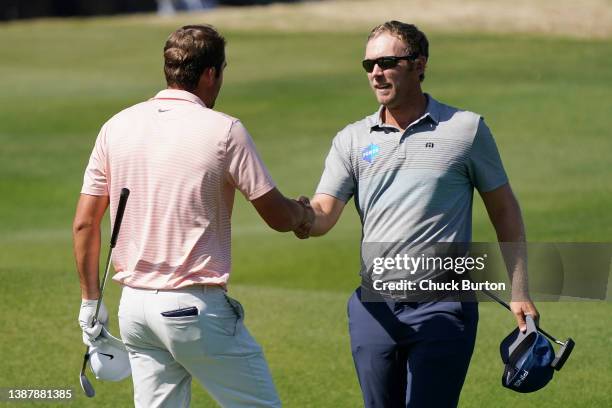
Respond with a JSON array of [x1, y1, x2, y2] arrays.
[[89, 327, 131, 382]]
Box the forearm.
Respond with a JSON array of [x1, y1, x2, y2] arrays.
[[73, 223, 101, 300], [309, 201, 337, 236], [293, 193, 344, 239], [500, 238, 529, 301], [251, 188, 311, 232], [492, 204, 529, 300], [273, 198, 307, 232]]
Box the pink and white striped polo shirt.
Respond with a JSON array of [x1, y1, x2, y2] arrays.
[[81, 89, 276, 289]]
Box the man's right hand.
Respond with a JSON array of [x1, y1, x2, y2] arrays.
[[78, 299, 109, 346], [293, 193, 346, 239], [294, 196, 314, 239]]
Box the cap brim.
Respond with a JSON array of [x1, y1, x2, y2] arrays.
[[99, 327, 127, 351], [500, 315, 538, 363]]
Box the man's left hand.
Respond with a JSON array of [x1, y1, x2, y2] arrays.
[[78, 299, 109, 346]]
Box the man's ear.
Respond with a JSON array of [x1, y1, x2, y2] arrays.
[[204, 67, 217, 85], [197, 67, 216, 89], [415, 56, 427, 77]]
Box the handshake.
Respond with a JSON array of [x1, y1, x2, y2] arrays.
[[293, 196, 315, 240]]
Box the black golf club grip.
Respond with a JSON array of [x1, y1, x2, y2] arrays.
[[110, 188, 130, 248]]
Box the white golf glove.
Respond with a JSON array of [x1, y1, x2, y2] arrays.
[[78, 299, 109, 347]]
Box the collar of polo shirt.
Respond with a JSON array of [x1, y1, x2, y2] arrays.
[[370, 93, 441, 132], [152, 89, 207, 108]]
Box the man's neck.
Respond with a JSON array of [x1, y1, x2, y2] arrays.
[[382, 92, 428, 131], [167, 86, 212, 108]]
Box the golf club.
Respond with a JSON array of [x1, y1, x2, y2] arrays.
[[481, 288, 575, 370], [79, 188, 130, 398]]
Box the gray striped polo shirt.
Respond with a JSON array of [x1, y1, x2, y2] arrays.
[[316, 94, 508, 243]]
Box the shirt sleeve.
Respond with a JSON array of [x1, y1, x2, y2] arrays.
[[226, 120, 276, 201], [81, 122, 110, 196], [468, 118, 509, 193], [315, 132, 355, 203]]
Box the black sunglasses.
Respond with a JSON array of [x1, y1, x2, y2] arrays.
[[362, 53, 419, 73]]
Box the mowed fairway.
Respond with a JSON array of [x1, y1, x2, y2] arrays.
[[0, 15, 611, 408]]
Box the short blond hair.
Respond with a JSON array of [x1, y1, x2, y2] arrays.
[[368, 21, 429, 81]]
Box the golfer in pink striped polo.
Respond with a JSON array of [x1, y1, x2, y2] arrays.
[[73, 25, 313, 407]]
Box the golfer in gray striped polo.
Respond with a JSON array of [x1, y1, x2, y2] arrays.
[[295, 21, 539, 407]]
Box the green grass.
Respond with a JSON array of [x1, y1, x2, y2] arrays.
[[0, 17, 611, 407]]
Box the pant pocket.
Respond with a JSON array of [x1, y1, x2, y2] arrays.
[[200, 295, 241, 337], [205, 313, 238, 337], [224, 295, 245, 322]]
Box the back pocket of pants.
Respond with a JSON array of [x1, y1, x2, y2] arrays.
[[161, 306, 199, 317], [204, 300, 240, 337]]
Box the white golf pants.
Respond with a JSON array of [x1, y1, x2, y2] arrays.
[[118, 285, 281, 408]]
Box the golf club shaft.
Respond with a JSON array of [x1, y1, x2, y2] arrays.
[[93, 250, 113, 322], [91, 188, 130, 323], [481, 288, 562, 345], [80, 350, 90, 374], [80, 188, 130, 380], [481, 288, 511, 311]]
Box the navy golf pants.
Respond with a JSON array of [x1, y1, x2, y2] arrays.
[[348, 288, 478, 408]]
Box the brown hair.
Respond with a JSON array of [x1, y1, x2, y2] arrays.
[[367, 21, 429, 82], [163, 25, 226, 91]]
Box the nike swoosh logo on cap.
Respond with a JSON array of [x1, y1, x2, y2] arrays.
[[100, 353, 115, 360], [158, 108, 171, 113]]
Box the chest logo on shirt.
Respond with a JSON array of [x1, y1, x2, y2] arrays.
[[362, 143, 380, 164]]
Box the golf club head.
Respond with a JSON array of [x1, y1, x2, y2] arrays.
[[79, 373, 95, 398], [551, 338, 575, 371]]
